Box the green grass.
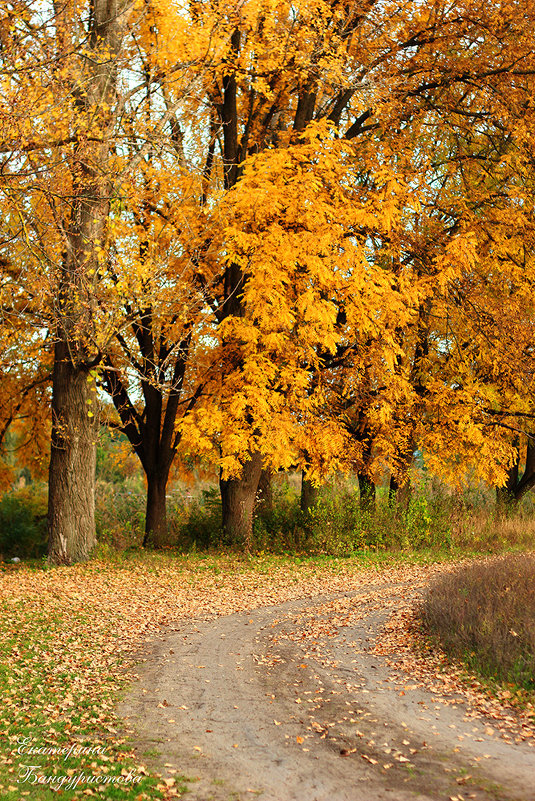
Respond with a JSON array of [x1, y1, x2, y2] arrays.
[[0, 570, 189, 800]]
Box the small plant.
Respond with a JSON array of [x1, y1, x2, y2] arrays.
[[0, 484, 48, 559]]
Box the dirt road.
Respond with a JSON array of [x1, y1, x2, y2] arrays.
[[119, 579, 535, 801]]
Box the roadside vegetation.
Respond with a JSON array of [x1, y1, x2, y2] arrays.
[[420, 553, 535, 698], [1, 469, 535, 799], [2, 438, 535, 799], [2, 466, 535, 561]]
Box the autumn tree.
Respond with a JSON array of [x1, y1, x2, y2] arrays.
[[0, 0, 219, 559], [3, 0, 535, 559], [308, 0, 535, 505], [161, 0, 520, 542], [97, 169, 212, 547]]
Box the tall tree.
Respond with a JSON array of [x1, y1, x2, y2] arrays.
[[0, 0, 217, 558]]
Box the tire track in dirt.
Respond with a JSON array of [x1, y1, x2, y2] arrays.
[[119, 582, 535, 801]]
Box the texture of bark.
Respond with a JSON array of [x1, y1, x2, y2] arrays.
[[496, 437, 535, 507], [145, 472, 170, 548], [48, 342, 97, 564], [220, 452, 263, 548], [257, 468, 274, 515], [48, 0, 128, 564]]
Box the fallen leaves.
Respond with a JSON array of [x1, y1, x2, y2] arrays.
[[1, 552, 534, 801]]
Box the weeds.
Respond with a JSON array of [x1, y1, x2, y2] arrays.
[[420, 553, 535, 690], [4, 472, 535, 559], [95, 477, 145, 549], [0, 484, 47, 559]]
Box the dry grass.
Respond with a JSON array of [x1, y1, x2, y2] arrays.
[[450, 507, 535, 552], [420, 552, 535, 690]]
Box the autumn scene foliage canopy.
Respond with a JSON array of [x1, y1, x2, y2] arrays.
[[2, 0, 535, 562]]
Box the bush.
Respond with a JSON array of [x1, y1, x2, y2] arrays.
[[420, 554, 535, 690], [0, 485, 48, 559], [95, 477, 145, 549], [252, 477, 303, 552], [251, 476, 453, 555], [172, 486, 223, 550]]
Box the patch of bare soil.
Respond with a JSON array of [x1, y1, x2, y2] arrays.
[[119, 580, 535, 801]]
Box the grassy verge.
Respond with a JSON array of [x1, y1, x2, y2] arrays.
[[419, 552, 535, 702], [0, 565, 187, 799]]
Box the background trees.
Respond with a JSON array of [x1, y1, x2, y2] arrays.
[[2, 0, 535, 559]]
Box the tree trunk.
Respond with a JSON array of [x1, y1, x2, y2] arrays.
[[389, 473, 411, 511], [220, 452, 263, 548], [257, 467, 273, 515], [508, 437, 535, 504], [48, 341, 97, 564], [47, 1, 127, 564], [144, 471, 169, 549], [389, 473, 399, 507], [300, 472, 319, 513], [358, 473, 376, 511]]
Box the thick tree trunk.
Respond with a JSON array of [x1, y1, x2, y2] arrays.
[[144, 471, 169, 548], [503, 437, 535, 504], [48, 341, 97, 564], [220, 452, 263, 548], [389, 473, 411, 511], [300, 472, 319, 513], [358, 473, 376, 511], [47, 0, 127, 564]]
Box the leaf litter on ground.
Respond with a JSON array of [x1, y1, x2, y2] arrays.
[[0, 552, 534, 800]]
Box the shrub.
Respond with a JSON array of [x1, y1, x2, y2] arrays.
[[173, 486, 223, 550], [252, 477, 303, 552], [0, 485, 48, 559], [420, 554, 535, 690], [95, 477, 145, 549]]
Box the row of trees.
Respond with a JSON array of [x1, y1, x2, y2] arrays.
[[2, 0, 535, 562]]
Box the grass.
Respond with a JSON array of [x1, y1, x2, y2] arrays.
[[2, 479, 535, 799], [420, 552, 535, 696], [7, 471, 535, 559], [0, 548, 463, 800], [0, 589, 178, 799]]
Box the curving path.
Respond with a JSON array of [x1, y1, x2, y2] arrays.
[[119, 581, 535, 801]]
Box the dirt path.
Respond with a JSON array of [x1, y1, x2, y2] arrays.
[[119, 580, 535, 801]]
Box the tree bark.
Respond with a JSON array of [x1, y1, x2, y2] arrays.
[[257, 467, 273, 515], [496, 437, 535, 506], [144, 471, 169, 548], [48, 341, 98, 564], [47, 0, 128, 564], [389, 470, 412, 511], [358, 473, 376, 511], [220, 452, 263, 548]]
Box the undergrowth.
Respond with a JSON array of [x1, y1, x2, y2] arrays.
[[420, 553, 535, 692], [3, 472, 535, 560]]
